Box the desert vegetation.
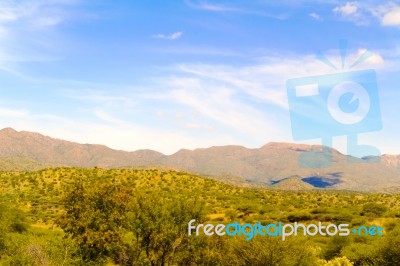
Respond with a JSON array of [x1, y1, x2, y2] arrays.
[[0, 168, 399, 265]]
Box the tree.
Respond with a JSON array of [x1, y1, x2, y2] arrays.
[[129, 190, 205, 265], [57, 177, 206, 265], [57, 179, 132, 263]]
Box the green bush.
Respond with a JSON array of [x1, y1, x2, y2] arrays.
[[361, 203, 387, 217], [287, 212, 312, 222], [332, 212, 353, 224]]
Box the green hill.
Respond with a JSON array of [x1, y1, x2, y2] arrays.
[[272, 175, 315, 190], [0, 167, 399, 265]]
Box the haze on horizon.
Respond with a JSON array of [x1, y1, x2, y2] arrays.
[[0, 0, 399, 156]]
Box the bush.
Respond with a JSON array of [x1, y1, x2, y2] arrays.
[[287, 212, 312, 222], [324, 236, 351, 260], [332, 212, 353, 224], [320, 256, 354, 266], [378, 226, 400, 265], [10, 222, 28, 233], [361, 203, 387, 217], [225, 209, 237, 221], [228, 236, 319, 266], [341, 241, 380, 265]]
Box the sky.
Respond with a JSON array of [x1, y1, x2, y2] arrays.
[[0, 0, 399, 156]]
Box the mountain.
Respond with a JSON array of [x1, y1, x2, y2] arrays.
[[0, 127, 164, 168], [161, 142, 400, 192], [0, 127, 399, 192]]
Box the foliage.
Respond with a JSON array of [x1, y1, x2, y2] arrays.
[[0, 167, 398, 265], [361, 203, 388, 217], [57, 179, 131, 262]]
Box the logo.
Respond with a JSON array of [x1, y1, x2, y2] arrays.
[[188, 220, 384, 241], [286, 40, 382, 168]]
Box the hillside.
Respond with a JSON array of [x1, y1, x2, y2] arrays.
[[0, 128, 164, 168], [271, 175, 315, 190], [1, 167, 399, 265], [0, 127, 399, 192]]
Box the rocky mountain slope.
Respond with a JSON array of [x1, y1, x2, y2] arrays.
[[0, 127, 399, 192]]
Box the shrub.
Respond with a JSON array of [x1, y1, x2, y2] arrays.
[[332, 212, 353, 224], [287, 212, 312, 222], [361, 203, 387, 217]]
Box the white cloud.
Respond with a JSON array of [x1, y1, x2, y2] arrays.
[[335, 2, 400, 27], [0, 108, 29, 118], [168, 82, 269, 134], [150, 45, 241, 57], [0, 107, 236, 155], [309, 13, 322, 20], [152, 47, 393, 149], [382, 7, 400, 26], [33, 16, 63, 27], [153, 32, 183, 40], [0, 40, 396, 155], [332, 2, 374, 26], [173, 55, 340, 110], [333, 2, 358, 16], [185, 123, 214, 131], [70, 90, 134, 107], [185, 1, 236, 12], [185, 0, 288, 19], [155, 110, 166, 117], [0, 1, 75, 33], [0, 0, 84, 74], [368, 3, 400, 26], [0, 45, 397, 155]]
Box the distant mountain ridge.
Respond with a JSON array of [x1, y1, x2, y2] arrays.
[[0, 127, 399, 192], [0, 127, 164, 168]]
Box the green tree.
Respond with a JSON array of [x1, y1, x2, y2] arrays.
[[57, 179, 131, 263], [128, 190, 205, 265]]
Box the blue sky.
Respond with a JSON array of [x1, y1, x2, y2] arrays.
[[0, 0, 399, 155]]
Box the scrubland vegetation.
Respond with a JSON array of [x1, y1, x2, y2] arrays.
[[0, 168, 399, 265]]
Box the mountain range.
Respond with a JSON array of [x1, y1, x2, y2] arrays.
[[0, 127, 399, 192]]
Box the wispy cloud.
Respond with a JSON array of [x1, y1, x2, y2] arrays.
[[330, 1, 400, 28], [153, 32, 183, 40], [333, 2, 358, 16], [185, 123, 214, 131], [370, 3, 400, 26], [185, 1, 236, 12], [0, 45, 396, 154], [0, 0, 85, 73], [0, 107, 29, 118], [0, 102, 237, 155], [68, 89, 135, 107], [332, 2, 374, 26], [160, 46, 388, 122], [148, 45, 242, 57], [309, 13, 322, 21], [185, 0, 288, 19], [164, 76, 284, 142], [0, 0, 77, 34]]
